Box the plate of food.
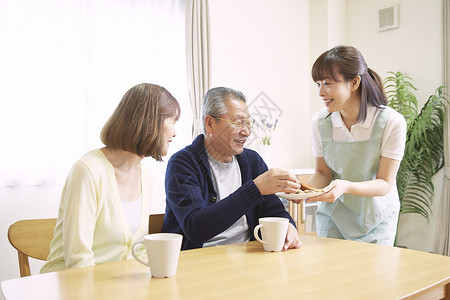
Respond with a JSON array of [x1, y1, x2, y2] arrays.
[[276, 181, 325, 200]]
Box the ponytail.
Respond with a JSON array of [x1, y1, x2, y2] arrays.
[[367, 68, 387, 105], [356, 68, 388, 121]]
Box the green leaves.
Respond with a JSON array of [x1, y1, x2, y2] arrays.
[[384, 72, 448, 221], [385, 71, 418, 131]]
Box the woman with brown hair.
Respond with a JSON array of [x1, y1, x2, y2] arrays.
[[41, 83, 180, 272], [297, 45, 406, 245]]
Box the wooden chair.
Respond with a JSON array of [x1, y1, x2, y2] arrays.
[[289, 174, 317, 236], [7, 218, 57, 277], [289, 201, 317, 235], [149, 213, 164, 234]]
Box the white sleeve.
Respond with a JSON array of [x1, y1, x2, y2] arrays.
[[381, 109, 407, 160], [311, 111, 323, 157]]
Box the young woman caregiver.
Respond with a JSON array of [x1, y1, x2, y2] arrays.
[[41, 83, 180, 272], [299, 45, 406, 245]]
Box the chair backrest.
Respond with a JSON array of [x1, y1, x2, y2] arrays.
[[7, 218, 57, 277], [288, 174, 317, 236], [149, 213, 164, 234]]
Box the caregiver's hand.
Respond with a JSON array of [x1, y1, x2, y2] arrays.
[[306, 179, 350, 203]]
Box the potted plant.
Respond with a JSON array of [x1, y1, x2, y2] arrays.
[[384, 71, 448, 221]]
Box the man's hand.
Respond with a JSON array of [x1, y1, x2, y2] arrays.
[[283, 223, 302, 251], [254, 168, 300, 195]]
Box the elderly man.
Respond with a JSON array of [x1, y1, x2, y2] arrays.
[[162, 87, 301, 250]]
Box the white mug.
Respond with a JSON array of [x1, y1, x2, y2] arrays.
[[253, 217, 289, 252], [132, 233, 183, 278]]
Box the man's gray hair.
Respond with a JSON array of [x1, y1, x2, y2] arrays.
[[201, 87, 246, 134]]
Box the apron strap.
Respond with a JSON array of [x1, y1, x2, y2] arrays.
[[318, 110, 333, 142], [370, 108, 390, 141]]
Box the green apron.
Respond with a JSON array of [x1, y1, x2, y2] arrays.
[[315, 108, 400, 245]]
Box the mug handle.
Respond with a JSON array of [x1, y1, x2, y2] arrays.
[[132, 241, 149, 267], [253, 224, 267, 244]]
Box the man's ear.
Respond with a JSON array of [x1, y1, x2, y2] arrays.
[[204, 115, 215, 134], [351, 75, 361, 92]]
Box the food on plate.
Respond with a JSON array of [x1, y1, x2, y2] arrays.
[[289, 176, 324, 194]]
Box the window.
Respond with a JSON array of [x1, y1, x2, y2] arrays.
[[0, 0, 192, 186]]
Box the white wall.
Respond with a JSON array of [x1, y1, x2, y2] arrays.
[[346, 0, 443, 108], [309, 0, 347, 117], [208, 0, 312, 170]]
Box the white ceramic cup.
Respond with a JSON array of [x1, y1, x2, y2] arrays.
[[253, 217, 289, 252], [132, 233, 183, 278]]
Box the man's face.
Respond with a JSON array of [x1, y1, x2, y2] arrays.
[[208, 98, 252, 162]]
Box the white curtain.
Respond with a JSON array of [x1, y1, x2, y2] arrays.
[[0, 0, 190, 186], [434, 0, 450, 256], [185, 0, 210, 139]]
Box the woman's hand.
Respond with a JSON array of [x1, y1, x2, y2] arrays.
[[289, 179, 348, 204], [306, 179, 350, 203]]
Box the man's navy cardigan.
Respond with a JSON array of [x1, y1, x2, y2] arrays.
[[161, 134, 296, 250]]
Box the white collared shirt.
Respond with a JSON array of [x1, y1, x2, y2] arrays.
[[311, 105, 407, 161]]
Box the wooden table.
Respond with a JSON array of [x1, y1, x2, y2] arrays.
[[2, 235, 450, 299]]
